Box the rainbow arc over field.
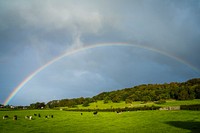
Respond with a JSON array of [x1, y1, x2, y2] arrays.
[[3, 42, 200, 105]]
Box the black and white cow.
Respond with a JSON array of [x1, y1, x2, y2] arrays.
[[3, 115, 9, 119], [13, 115, 17, 120], [93, 111, 98, 115], [25, 115, 33, 120]]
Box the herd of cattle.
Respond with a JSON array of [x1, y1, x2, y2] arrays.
[[2, 111, 99, 120], [2, 113, 54, 120]]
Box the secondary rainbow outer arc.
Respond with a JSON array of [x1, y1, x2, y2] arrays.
[[3, 42, 200, 105]]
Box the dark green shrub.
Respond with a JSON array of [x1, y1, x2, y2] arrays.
[[180, 104, 200, 110], [154, 100, 166, 104]]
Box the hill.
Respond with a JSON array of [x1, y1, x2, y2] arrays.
[[43, 78, 200, 109]]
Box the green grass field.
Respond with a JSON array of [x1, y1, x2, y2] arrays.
[[62, 99, 200, 110], [0, 110, 200, 133], [1, 99, 200, 132]]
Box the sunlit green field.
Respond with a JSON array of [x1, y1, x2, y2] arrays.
[[0, 110, 200, 133], [62, 99, 200, 110]]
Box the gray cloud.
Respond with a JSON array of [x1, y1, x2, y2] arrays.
[[0, 0, 199, 105]]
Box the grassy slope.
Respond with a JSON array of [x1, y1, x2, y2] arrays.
[[0, 110, 200, 133], [63, 99, 200, 110]]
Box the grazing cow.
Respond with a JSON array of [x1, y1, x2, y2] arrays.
[[47, 115, 51, 118], [116, 110, 122, 114], [25, 115, 33, 120], [34, 114, 37, 116], [51, 115, 53, 118], [81, 113, 83, 115], [93, 111, 98, 115], [13, 115, 17, 120], [45, 115, 48, 119], [3, 115, 9, 119], [38, 114, 41, 117], [29, 116, 33, 120]]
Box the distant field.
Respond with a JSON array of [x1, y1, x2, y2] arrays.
[[61, 99, 200, 110], [0, 110, 200, 133]]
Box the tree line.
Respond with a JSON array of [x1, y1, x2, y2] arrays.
[[35, 78, 199, 109], [0, 78, 200, 109], [1, 78, 199, 110]]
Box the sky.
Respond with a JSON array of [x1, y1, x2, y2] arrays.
[[0, 0, 200, 106]]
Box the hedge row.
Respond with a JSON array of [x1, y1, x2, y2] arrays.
[[180, 104, 200, 111], [63, 106, 161, 112], [0, 108, 11, 111]]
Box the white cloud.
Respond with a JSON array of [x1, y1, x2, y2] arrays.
[[19, 1, 103, 34]]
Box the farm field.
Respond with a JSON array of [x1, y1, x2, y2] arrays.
[[62, 99, 200, 110], [0, 110, 200, 133]]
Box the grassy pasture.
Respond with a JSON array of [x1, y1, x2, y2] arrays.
[[62, 99, 200, 110], [0, 110, 200, 133]]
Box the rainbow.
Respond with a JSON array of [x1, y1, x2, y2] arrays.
[[3, 42, 200, 105]]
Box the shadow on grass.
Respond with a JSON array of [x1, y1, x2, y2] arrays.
[[165, 121, 200, 133]]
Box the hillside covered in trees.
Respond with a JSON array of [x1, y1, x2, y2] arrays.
[[43, 78, 200, 109], [12, 78, 199, 109], [94, 78, 200, 102]]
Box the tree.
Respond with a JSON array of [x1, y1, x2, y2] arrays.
[[82, 101, 90, 107], [30, 102, 45, 109], [128, 94, 139, 101], [125, 98, 132, 104], [178, 89, 189, 100], [111, 96, 121, 103], [103, 96, 110, 104], [142, 96, 151, 102], [188, 86, 195, 99], [194, 85, 200, 99], [82, 98, 91, 107]]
